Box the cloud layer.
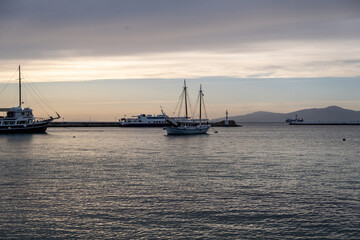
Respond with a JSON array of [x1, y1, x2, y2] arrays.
[[0, 0, 359, 81], [1, 0, 359, 56]]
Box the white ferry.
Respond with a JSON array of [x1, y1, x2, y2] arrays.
[[119, 111, 170, 127]]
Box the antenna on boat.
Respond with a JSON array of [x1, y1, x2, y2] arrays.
[[18, 65, 22, 107]]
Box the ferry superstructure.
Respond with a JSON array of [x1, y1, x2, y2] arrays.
[[119, 112, 170, 127]]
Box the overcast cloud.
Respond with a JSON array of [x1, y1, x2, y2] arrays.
[[1, 0, 359, 59]]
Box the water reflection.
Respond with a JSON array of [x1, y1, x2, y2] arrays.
[[0, 126, 359, 239]]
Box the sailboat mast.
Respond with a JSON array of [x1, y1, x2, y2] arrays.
[[199, 84, 202, 124], [18, 65, 21, 107], [184, 80, 188, 118]]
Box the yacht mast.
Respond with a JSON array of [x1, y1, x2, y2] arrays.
[[18, 65, 22, 107], [199, 84, 202, 125], [184, 80, 188, 118]]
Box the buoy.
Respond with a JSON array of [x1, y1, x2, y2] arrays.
[[343, 138, 346, 141], [73, 136, 76, 138]]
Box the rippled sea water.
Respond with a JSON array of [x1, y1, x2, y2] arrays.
[[0, 124, 359, 239]]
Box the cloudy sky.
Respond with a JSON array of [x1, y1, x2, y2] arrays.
[[0, 0, 359, 120]]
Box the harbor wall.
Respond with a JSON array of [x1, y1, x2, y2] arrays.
[[289, 122, 360, 125], [49, 122, 119, 127]]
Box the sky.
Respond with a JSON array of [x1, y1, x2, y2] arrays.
[[0, 0, 359, 120]]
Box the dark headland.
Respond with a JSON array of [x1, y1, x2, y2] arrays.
[[216, 106, 360, 124]]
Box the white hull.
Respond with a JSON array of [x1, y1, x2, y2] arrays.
[[165, 81, 212, 136], [166, 125, 210, 135]]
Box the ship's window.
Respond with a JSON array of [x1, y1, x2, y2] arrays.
[[26, 112, 30, 116], [21, 112, 25, 115], [7, 112, 14, 118]]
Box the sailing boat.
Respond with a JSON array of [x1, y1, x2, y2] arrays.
[[165, 80, 211, 135], [0, 65, 60, 133]]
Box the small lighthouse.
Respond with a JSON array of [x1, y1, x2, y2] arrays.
[[212, 110, 241, 127], [225, 110, 229, 125]]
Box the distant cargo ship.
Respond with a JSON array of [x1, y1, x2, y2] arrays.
[[285, 115, 303, 123]]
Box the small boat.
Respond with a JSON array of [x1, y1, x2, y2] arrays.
[[119, 109, 170, 127], [286, 115, 303, 124], [0, 66, 60, 134], [165, 81, 211, 135]]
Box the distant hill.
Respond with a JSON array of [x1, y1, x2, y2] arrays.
[[218, 106, 360, 123]]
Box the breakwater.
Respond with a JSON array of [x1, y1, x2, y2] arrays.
[[50, 121, 242, 127], [49, 122, 119, 127], [211, 120, 241, 127], [289, 121, 360, 125]]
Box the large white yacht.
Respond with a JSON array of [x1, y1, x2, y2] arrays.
[[0, 66, 60, 134]]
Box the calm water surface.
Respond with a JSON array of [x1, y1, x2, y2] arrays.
[[0, 124, 359, 239]]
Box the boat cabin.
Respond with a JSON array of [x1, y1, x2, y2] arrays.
[[0, 106, 34, 125]]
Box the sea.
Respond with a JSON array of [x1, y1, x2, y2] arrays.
[[0, 124, 359, 239]]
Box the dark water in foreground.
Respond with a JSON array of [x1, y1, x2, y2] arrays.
[[0, 124, 359, 239]]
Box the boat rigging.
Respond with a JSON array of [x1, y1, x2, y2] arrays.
[[165, 80, 211, 135]]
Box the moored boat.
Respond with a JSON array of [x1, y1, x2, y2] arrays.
[[286, 115, 303, 123], [119, 111, 170, 127], [165, 81, 211, 135], [165, 119, 210, 135], [0, 66, 60, 134]]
